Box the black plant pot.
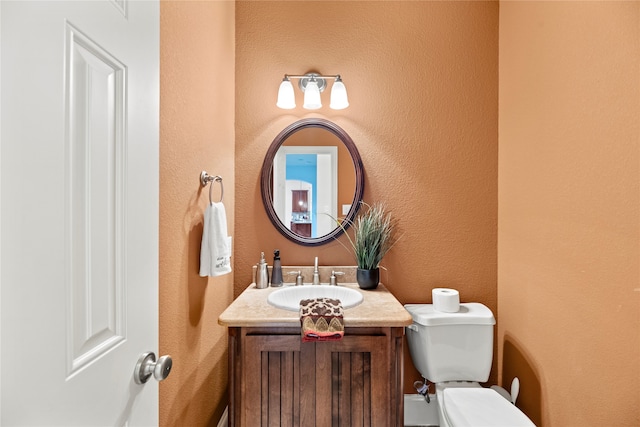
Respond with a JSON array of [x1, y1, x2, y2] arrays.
[[356, 268, 379, 290]]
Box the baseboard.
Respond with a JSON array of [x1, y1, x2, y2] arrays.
[[217, 406, 228, 427]]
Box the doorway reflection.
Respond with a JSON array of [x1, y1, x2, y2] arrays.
[[274, 147, 337, 238]]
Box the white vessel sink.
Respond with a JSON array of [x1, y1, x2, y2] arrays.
[[267, 285, 363, 312]]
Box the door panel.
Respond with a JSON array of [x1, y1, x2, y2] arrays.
[[66, 20, 128, 378]]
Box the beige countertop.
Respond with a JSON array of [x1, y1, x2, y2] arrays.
[[218, 282, 413, 328]]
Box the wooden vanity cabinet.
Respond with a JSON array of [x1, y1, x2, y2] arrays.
[[227, 326, 405, 427]]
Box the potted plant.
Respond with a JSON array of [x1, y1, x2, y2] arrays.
[[337, 202, 400, 289]]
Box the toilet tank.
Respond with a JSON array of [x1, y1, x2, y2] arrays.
[[404, 303, 496, 383]]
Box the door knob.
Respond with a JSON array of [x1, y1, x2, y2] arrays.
[[134, 351, 172, 384]]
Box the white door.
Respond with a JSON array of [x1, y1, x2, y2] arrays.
[[1, 1, 161, 425]]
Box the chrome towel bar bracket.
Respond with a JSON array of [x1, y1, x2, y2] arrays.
[[200, 171, 223, 204]]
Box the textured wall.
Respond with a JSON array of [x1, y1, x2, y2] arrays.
[[235, 1, 498, 391], [499, 2, 640, 426], [159, 2, 235, 426]]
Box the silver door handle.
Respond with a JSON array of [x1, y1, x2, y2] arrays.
[[134, 351, 172, 384]]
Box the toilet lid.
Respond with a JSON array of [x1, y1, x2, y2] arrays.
[[443, 388, 536, 427]]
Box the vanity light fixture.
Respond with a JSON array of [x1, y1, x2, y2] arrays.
[[276, 73, 349, 110]]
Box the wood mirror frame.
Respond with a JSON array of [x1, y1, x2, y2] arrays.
[[260, 118, 365, 246]]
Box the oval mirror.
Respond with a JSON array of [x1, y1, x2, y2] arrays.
[[260, 118, 365, 246]]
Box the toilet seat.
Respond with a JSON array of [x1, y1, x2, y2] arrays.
[[442, 388, 536, 427]]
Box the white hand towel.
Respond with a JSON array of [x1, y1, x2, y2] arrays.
[[199, 202, 232, 277]]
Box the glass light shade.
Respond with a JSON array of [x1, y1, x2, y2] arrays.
[[303, 81, 322, 110], [330, 80, 349, 110], [276, 79, 296, 109]]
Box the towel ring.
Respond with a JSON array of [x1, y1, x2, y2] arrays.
[[200, 171, 224, 204]]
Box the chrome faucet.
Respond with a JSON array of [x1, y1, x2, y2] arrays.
[[312, 256, 320, 285], [329, 271, 344, 286]]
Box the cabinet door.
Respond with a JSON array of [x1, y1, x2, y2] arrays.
[[292, 190, 308, 212], [291, 222, 311, 237], [240, 334, 318, 427], [315, 336, 392, 427]]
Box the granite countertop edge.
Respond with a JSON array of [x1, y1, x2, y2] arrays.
[[218, 282, 413, 328]]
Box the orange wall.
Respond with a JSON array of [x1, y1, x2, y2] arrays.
[[498, 2, 640, 426], [159, 1, 235, 426], [235, 1, 498, 391]]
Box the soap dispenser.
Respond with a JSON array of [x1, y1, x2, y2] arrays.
[[271, 249, 283, 287], [256, 252, 269, 289]]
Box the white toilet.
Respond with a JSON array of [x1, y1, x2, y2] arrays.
[[404, 303, 536, 427]]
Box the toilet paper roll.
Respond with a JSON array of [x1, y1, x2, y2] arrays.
[[432, 288, 460, 313]]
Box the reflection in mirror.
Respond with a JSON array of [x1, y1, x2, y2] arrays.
[[274, 146, 337, 238], [261, 119, 365, 246]]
